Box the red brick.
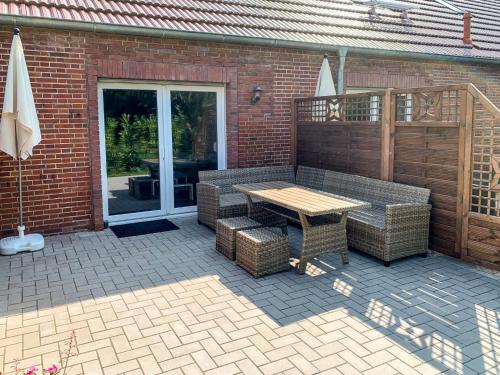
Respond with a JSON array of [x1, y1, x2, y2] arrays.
[[1, 26, 500, 235]]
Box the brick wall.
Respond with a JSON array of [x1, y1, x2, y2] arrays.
[[0, 28, 90, 236], [1, 25, 500, 235]]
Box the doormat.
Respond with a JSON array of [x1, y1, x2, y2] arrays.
[[110, 219, 179, 238]]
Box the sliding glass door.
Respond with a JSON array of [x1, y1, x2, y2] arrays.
[[99, 83, 225, 224], [166, 86, 225, 213], [100, 85, 166, 223]]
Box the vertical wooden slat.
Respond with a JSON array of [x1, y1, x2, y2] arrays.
[[388, 92, 396, 182], [380, 88, 393, 180], [460, 92, 475, 256], [455, 89, 473, 256]]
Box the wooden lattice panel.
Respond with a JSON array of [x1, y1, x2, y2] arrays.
[[412, 92, 442, 122], [395, 90, 460, 123], [470, 107, 500, 216], [344, 95, 382, 122], [296, 94, 383, 124]]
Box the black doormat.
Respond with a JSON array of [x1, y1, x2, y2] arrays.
[[110, 219, 179, 238]]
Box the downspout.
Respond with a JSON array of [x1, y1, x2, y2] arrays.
[[337, 47, 348, 95]]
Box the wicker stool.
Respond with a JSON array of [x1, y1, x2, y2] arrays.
[[216, 217, 262, 260], [236, 227, 290, 278]]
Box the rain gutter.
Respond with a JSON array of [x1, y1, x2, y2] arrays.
[[1, 15, 499, 66]]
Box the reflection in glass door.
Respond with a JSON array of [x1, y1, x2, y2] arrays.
[[169, 90, 219, 208], [100, 83, 225, 223], [101, 87, 165, 221]]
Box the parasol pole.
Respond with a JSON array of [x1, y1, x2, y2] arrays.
[[16, 120, 24, 235], [12, 28, 24, 238]]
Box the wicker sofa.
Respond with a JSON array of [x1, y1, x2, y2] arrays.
[[197, 165, 295, 230], [197, 165, 431, 265], [296, 166, 431, 266]]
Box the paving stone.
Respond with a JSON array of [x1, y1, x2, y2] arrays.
[[237, 358, 264, 374], [0, 216, 498, 375]]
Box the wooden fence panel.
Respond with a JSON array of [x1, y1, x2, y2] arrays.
[[393, 125, 460, 257], [294, 84, 500, 270], [295, 93, 384, 179], [297, 124, 381, 178]]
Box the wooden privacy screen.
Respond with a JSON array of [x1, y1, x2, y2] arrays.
[[293, 84, 500, 270], [391, 86, 463, 258], [294, 92, 385, 178]]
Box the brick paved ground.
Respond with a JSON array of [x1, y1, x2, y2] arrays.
[[0, 216, 498, 375]]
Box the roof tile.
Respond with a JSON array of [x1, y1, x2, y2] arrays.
[[0, 0, 499, 61]]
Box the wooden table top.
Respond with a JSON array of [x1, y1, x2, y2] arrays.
[[233, 181, 370, 216]]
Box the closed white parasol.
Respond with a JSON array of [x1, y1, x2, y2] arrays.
[[0, 28, 44, 255], [314, 54, 338, 121], [316, 54, 336, 97]]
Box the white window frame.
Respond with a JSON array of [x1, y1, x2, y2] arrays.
[[346, 88, 382, 122], [347, 88, 413, 122]]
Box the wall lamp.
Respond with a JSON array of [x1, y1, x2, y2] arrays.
[[251, 85, 263, 105]]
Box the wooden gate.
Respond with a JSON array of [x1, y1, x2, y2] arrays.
[[461, 86, 500, 269]]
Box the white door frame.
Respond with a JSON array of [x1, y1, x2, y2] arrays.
[[98, 81, 226, 224], [165, 85, 226, 214]]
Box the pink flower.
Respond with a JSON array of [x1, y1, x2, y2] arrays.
[[25, 366, 38, 375], [45, 364, 59, 374]]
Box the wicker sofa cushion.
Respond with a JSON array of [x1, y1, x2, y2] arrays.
[[295, 166, 325, 190], [322, 170, 430, 206], [322, 170, 355, 197], [369, 179, 430, 205], [347, 206, 386, 230], [220, 193, 247, 208], [220, 193, 263, 208], [199, 165, 295, 193]]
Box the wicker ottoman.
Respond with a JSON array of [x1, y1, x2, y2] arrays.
[[216, 217, 262, 260], [236, 227, 290, 278]]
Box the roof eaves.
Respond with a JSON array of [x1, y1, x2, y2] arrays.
[[1, 14, 500, 65]]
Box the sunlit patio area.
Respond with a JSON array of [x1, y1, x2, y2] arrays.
[[0, 215, 498, 375]]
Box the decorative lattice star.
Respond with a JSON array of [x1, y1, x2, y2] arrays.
[[489, 156, 500, 191]]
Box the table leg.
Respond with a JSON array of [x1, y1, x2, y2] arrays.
[[189, 185, 194, 201], [244, 195, 257, 217], [339, 212, 349, 264], [297, 212, 349, 275], [298, 213, 311, 275]]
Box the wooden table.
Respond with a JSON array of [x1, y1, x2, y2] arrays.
[[234, 181, 370, 274]]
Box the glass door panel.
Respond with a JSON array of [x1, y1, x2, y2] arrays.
[[170, 90, 218, 208], [102, 89, 162, 216]]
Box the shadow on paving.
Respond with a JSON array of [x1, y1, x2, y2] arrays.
[[0, 216, 498, 374]]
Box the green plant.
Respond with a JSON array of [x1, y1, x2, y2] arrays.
[[5, 331, 77, 375], [171, 91, 215, 159], [105, 113, 159, 176]]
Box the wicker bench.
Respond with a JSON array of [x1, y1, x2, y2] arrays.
[[216, 216, 262, 260], [197, 166, 294, 230], [297, 166, 431, 266], [236, 227, 290, 277]]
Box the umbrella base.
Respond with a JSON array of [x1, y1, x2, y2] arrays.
[[0, 233, 44, 255]]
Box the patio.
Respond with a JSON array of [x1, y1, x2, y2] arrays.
[[0, 215, 498, 375]]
